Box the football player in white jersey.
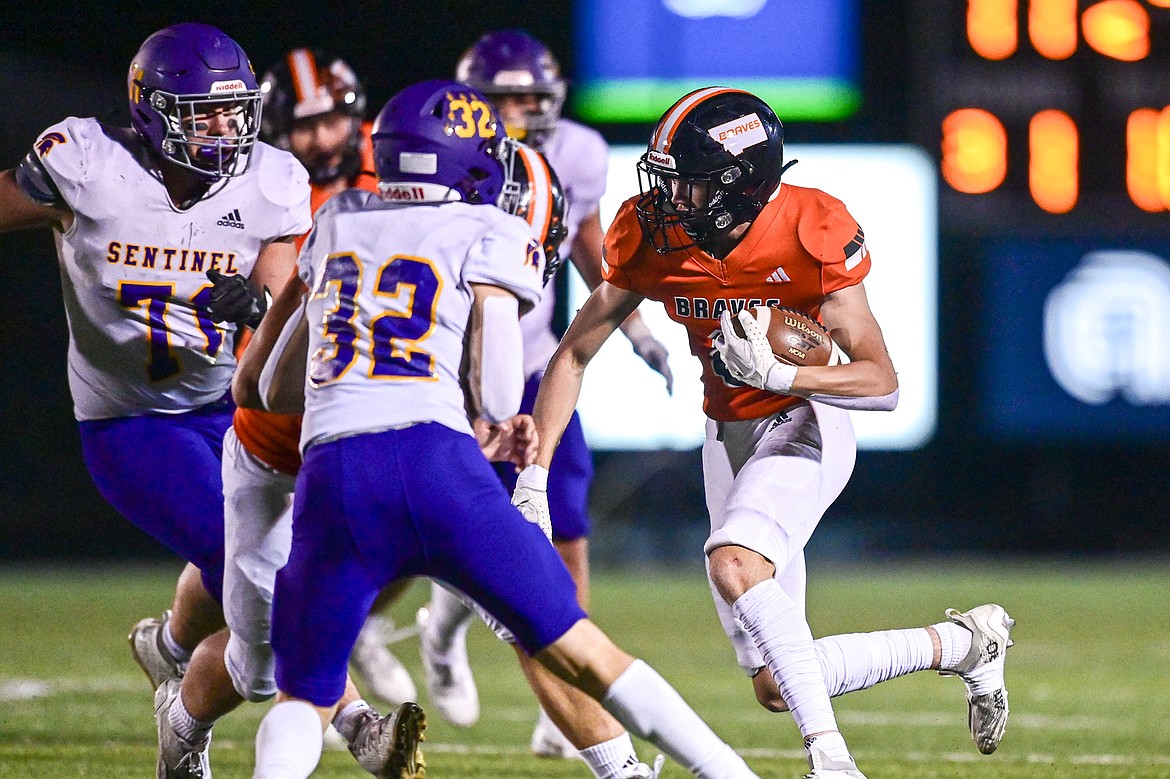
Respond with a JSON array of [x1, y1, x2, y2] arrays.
[[243, 79, 762, 779], [416, 28, 676, 758], [0, 21, 319, 778]]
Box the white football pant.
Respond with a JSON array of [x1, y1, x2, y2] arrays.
[[221, 426, 296, 701], [701, 401, 856, 674]]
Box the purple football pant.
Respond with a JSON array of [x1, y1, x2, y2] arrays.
[[494, 372, 593, 541], [78, 400, 233, 602], [273, 422, 586, 706]]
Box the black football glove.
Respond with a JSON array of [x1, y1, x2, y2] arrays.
[[204, 269, 266, 328]]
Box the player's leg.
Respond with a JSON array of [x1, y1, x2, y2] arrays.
[[535, 621, 758, 779], [417, 579, 479, 726], [530, 406, 595, 756], [425, 429, 754, 779], [80, 410, 231, 689], [154, 424, 296, 776], [351, 579, 418, 707], [256, 434, 427, 779], [704, 404, 864, 778]]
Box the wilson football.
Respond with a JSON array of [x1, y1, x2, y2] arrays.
[[731, 305, 835, 367]]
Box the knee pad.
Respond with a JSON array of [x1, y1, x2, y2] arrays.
[[225, 631, 278, 703]]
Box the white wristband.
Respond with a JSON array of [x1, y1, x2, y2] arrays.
[[516, 464, 549, 491], [762, 362, 798, 394]]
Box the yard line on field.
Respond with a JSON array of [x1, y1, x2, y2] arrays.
[[421, 743, 1170, 767], [837, 709, 1123, 731], [0, 676, 142, 701]]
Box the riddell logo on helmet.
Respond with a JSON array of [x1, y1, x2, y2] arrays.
[[381, 185, 428, 201], [209, 80, 248, 93], [707, 113, 767, 154], [647, 150, 676, 169]]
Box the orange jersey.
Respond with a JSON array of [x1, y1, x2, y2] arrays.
[[234, 122, 380, 474], [603, 184, 871, 422]]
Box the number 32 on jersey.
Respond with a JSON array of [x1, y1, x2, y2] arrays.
[[308, 252, 441, 386]]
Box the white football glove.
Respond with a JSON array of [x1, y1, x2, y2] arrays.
[[714, 310, 797, 394], [512, 464, 553, 541]]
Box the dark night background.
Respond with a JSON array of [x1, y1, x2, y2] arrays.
[[1, 1, 1167, 565]]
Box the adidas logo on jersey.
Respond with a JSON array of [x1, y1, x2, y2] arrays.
[[217, 209, 245, 229], [765, 266, 790, 283]]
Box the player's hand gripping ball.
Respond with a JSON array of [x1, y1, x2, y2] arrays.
[[729, 305, 836, 367]]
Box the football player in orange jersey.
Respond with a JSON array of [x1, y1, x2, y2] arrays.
[[517, 87, 1016, 778], [247, 46, 420, 712]]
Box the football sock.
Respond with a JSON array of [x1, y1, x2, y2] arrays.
[[331, 699, 373, 743], [601, 659, 758, 779], [254, 700, 323, 779], [424, 582, 474, 652], [579, 731, 639, 779], [168, 688, 213, 744], [805, 731, 856, 766], [161, 621, 193, 665], [933, 620, 974, 671], [814, 627, 935, 697], [733, 579, 838, 737]]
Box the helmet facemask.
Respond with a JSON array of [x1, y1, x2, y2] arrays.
[[139, 85, 262, 181], [636, 156, 762, 253]]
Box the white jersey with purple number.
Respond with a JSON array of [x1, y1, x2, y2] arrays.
[[35, 117, 312, 420], [520, 118, 609, 377], [298, 190, 545, 450]]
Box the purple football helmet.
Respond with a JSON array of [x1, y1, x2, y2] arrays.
[[455, 30, 566, 148], [372, 79, 510, 205], [128, 23, 262, 181]]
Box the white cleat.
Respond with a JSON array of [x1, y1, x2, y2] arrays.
[[941, 603, 1016, 755], [624, 755, 666, 779], [348, 702, 427, 779], [154, 678, 211, 779], [130, 610, 186, 691], [417, 607, 479, 728], [804, 737, 867, 779], [352, 614, 418, 706], [530, 707, 579, 759]]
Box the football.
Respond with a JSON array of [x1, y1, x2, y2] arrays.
[[731, 305, 836, 367]]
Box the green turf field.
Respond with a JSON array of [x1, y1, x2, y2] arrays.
[[0, 560, 1166, 778]]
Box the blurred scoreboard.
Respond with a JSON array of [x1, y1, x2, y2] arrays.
[[916, 0, 1170, 226], [911, 1, 1170, 439]]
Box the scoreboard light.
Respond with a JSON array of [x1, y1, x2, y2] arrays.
[[919, 1, 1170, 226]]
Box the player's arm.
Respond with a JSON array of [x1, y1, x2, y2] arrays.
[[716, 282, 897, 410], [232, 269, 309, 412], [204, 235, 298, 328], [570, 211, 673, 393], [532, 279, 645, 468], [789, 282, 898, 400], [467, 282, 525, 424], [0, 162, 72, 233]]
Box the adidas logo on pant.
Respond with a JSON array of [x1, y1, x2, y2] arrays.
[[217, 209, 245, 229]]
